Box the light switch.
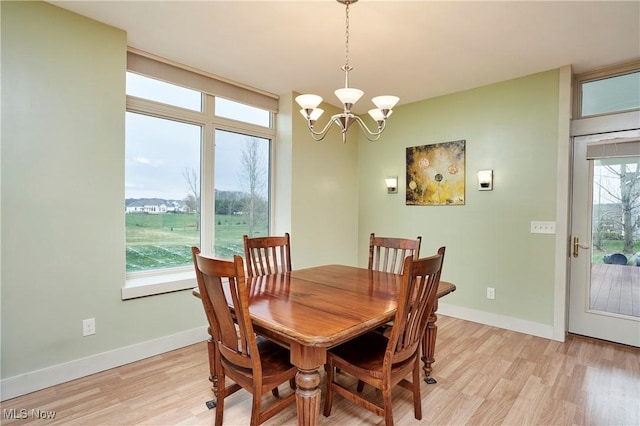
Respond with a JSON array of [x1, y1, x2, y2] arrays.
[[531, 221, 556, 234]]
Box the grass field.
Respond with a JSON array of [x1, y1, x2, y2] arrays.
[[126, 213, 637, 271], [126, 213, 267, 272]]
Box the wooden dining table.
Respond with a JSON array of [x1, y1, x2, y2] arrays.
[[193, 264, 455, 426]]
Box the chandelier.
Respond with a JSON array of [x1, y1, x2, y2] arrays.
[[295, 0, 399, 143]]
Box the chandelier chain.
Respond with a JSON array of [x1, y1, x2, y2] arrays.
[[344, 2, 350, 71]]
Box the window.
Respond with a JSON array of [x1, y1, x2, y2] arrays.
[[126, 72, 202, 111], [215, 97, 270, 127], [125, 112, 201, 272], [575, 61, 640, 118], [214, 130, 270, 258], [123, 54, 277, 299]]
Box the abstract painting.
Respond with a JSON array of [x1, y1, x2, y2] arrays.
[[406, 140, 466, 205]]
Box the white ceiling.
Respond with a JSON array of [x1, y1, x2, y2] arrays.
[[49, 1, 640, 114]]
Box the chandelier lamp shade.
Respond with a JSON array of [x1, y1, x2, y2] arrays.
[[296, 0, 399, 143]]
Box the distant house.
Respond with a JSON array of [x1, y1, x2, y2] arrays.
[[125, 199, 168, 214], [125, 198, 188, 214], [166, 201, 181, 213]]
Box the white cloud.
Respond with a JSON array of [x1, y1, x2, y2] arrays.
[[133, 156, 164, 167]]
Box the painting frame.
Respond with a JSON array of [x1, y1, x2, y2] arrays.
[[406, 140, 466, 206]]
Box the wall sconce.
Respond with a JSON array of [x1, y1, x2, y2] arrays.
[[477, 170, 493, 191], [385, 176, 398, 194]]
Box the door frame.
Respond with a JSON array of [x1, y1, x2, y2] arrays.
[[568, 132, 640, 346], [563, 110, 640, 342]]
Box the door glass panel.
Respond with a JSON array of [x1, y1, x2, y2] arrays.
[[590, 155, 640, 317]]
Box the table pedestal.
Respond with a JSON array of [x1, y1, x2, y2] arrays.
[[290, 343, 325, 426], [421, 300, 439, 384]]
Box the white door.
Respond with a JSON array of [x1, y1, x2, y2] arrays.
[[569, 131, 640, 347]]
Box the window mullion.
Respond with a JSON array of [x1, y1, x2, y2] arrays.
[[201, 94, 216, 256]]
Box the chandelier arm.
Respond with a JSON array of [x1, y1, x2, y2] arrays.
[[352, 116, 386, 141], [305, 114, 344, 141]]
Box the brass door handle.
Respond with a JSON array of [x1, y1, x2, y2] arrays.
[[573, 237, 590, 258]]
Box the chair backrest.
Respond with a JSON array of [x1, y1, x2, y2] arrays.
[[192, 247, 220, 343], [386, 253, 444, 367], [436, 246, 446, 281], [192, 248, 262, 374], [368, 233, 422, 274], [243, 233, 292, 277]]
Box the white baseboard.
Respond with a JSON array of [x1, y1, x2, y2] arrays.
[[437, 302, 555, 340], [1, 326, 208, 401], [2, 306, 555, 402]]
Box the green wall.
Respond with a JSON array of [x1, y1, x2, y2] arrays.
[[357, 71, 560, 325], [1, 1, 206, 383], [290, 96, 360, 269]]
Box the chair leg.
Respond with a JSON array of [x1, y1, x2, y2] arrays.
[[322, 362, 335, 417], [271, 387, 279, 397], [356, 380, 365, 393], [250, 392, 262, 426], [412, 362, 422, 420], [208, 337, 220, 397], [215, 371, 225, 426], [382, 388, 394, 426]]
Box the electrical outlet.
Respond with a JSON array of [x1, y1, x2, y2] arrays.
[[486, 287, 495, 300], [82, 318, 95, 336], [531, 221, 556, 234]]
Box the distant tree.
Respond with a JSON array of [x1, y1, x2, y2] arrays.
[[595, 159, 640, 253], [239, 138, 267, 236], [182, 167, 200, 230], [225, 191, 242, 216], [184, 194, 198, 213]]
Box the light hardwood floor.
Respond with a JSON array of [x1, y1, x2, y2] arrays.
[[2, 316, 639, 426]]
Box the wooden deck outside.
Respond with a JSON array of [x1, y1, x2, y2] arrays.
[[590, 263, 640, 317]]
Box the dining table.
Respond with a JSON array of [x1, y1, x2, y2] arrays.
[[193, 264, 455, 426]]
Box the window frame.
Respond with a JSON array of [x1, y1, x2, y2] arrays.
[[123, 60, 277, 300]]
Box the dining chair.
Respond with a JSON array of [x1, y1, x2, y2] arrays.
[[242, 233, 298, 380], [192, 247, 239, 405], [368, 232, 422, 274], [323, 253, 445, 426], [369, 233, 422, 335], [192, 248, 297, 426], [243, 233, 292, 277]]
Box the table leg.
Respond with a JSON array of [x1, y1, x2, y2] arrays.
[[290, 343, 325, 426], [295, 368, 321, 426], [421, 300, 439, 384]]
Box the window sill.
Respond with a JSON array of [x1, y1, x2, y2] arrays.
[[122, 269, 196, 300]]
